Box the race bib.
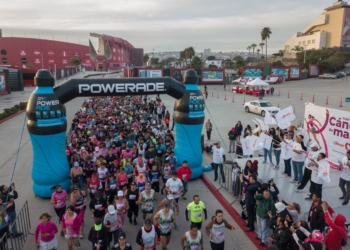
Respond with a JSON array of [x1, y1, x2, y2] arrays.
[[153, 178, 159, 182], [157, 150, 162, 154], [129, 195, 136, 200], [120, 181, 126, 186], [110, 184, 116, 189], [95, 204, 102, 210], [195, 212, 202, 218], [150, 158, 154, 163], [182, 174, 187, 179], [91, 189, 97, 194], [56, 201, 62, 207], [66, 228, 73, 234], [127, 174, 133, 178]]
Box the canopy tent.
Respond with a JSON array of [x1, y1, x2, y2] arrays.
[[246, 78, 269, 86]]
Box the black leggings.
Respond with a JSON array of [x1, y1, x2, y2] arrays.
[[206, 131, 211, 140], [54, 206, 66, 223], [210, 241, 224, 250]]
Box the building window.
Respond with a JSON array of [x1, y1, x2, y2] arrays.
[[1, 58, 7, 63], [298, 42, 302, 46], [303, 41, 306, 45], [308, 40, 311, 44], [21, 58, 27, 64], [0, 50, 6, 55], [312, 40, 315, 44]]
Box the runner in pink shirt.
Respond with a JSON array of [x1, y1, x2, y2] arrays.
[[34, 213, 58, 250], [50, 185, 68, 236]]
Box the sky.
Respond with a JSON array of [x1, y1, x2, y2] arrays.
[[0, 0, 336, 54]]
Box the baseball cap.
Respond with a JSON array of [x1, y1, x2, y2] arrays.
[[74, 161, 79, 167], [118, 190, 124, 197], [144, 218, 152, 226], [95, 192, 101, 198], [108, 205, 116, 214], [172, 171, 177, 176], [167, 196, 174, 200], [73, 185, 80, 190], [130, 182, 136, 186], [113, 159, 118, 164], [95, 147, 100, 151], [94, 218, 102, 231], [81, 146, 85, 151], [118, 231, 126, 240], [231, 127, 235, 131]]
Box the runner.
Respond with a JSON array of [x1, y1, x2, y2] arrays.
[[180, 223, 204, 250], [139, 183, 157, 220], [186, 195, 207, 230], [145, 146, 157, 170], [161, 160, 172, 195], [153, 202, 176, 250], [117, 167, 129, 192], [155, 141, 166, 169], [176, 161, 193, 199], [124, 160, 134, 186], [70, 161, 84, 188], [103, 205, 121, 247], [89, 191, 107, 222], [97, 163, 110, 195], [88, 173, 103, 199], [124, 183, 140, 226], [134, 159, 149, 176], [205, 209, 235, 250], [61, 205, 82, 250], [50, 184, 68, 236], [136, 173, 147, 192], [70, 185, 87, 239], [136, 218, 161, 250], [111, 231, 132, 250], [105, 174, 118, 205], [165, 152, 177, 170], [165, 171, 183, 203], [83, 156, 95, 186], [115, 190, 129, 227], [148, 164, 161, 193], [34, 213, 59, 250]]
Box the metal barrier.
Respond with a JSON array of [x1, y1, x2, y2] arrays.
[[218, 164, 243, 203], [0, 201, 31, 250]]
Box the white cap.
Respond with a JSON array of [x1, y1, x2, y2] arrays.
[[81, 146, 85, 151], [118, 190, 124, 197], [275, 202, 286, 213], [310, 143, 318, 148], [108, 205, 116, 214], [95, 147, 100, 151], [74, 162, 79, 167]]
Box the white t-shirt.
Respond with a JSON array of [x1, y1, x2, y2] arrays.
[[311, 159, 330, 184], [212, 147, 225, 164], [340, 156, 350, 181], [305, 150, 319, 170], [166, 178, 183, 199], [292, 142, 305, 162]]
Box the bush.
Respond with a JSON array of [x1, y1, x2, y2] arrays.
[[0, 102, 27, 121]]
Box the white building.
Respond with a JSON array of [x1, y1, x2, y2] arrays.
[[205, 59, 222, 68]]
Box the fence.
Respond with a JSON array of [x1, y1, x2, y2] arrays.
[[217, 163, 243, 204], [0, 201, 31, 250]]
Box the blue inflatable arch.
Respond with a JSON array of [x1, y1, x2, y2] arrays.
[[27, 69, 205, 198]]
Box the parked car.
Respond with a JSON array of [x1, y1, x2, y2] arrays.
[[338, 72, 346, 77], [319, 73, 337, 79], [244, 100, 280, 117], [334, 73, 344, 78]]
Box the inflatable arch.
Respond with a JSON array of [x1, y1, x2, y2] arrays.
[[27, 69, 205, 198]]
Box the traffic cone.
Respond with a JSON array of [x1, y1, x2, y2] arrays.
[[325, 95, 329, 105], [224, 93, 227, 100], [278, 89, 280, 96], [232, 93, 234, 103], [340, 97, 343, 107], [287, 91, 290, 98], [312, 94, 315, 102], [300, 93, 303, 100], [243, 96, 245, 105]]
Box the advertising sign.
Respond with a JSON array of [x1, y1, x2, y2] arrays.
[[138, 69, 163, 78], [304, 104, 350, 167], [271, 67, 288, 79], [242, 67, 263, 79], [19, 50, 26, 56], [289, 66, 301, 79], [48, 51, 54, 56], [201, 69, 224, 83], [170, 68, 192, 82], [309, 64, 320, 77], [0, 73, 7, 93], [343, 8, 350, 45], [62, 59, 68, 64], [62, 51, 66, 57], [34, 50, 41, 55], [48, 59, 55, 64], [34, 58, 41, 64]]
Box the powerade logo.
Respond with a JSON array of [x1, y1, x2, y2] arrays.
[[78, 83, 165, 94], [36, 97, 60, 110]]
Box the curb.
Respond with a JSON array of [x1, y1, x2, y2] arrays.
[[0, 110, 26, 124], [200, 174, 267, 249]]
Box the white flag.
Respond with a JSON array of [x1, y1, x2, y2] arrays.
[[255, 118, 269, 131], [249, 135, 259, 151], [281, 142, 293, 160], [275, 106, 296, 125], [264, 112, 277, 125], [317, 160, 331, 183], [278, 120, 291, 129], [258, 133, 272, 150], [241, 138, 253, 155]]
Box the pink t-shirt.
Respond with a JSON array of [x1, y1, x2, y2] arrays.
[[51, 190, 67, 209], [71, 167, 83, 176], [64, 214, 76, 236]]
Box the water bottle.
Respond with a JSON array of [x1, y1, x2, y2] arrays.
[[174, 70, 205, 179], [27, 70, 70, 198]]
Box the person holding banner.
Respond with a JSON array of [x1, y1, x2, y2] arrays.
[[262, 129, 274, 165], [277, 131, 294, 177], [291, 135, 307, 185], [305, 153, 330, 200], [338, 151, 350, 206], [295, 143, 320, 193], [272, 128, 282, 170]]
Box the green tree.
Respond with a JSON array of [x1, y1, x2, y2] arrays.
[[278, 50, 285, 58], [206, 55, 216, 60], [251, 43, 257, 60], [233, 55, 245, 74], [246, 46, 252, 57], [259, 42, 265, 57], [184, 47, 195, 62], [142, 54, 149, 65], [190, 56, 203, 68], [272, 60, 284, 67], [208, 64, 218, 68], [291, 46, 304, 52], [150, 57, 159, 66], [261, 27, 272, 62], [256, 49, 260, 60], [70, 56, 82, 66]]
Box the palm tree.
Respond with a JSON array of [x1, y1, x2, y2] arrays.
[[247, 46, 252, 58], [261, 27, 272, 62], [256, 49, 260, 60], [278, 50, 285, 58], [251, 43, 257, 61], [259, 42, 265, 57], [184, 47, 195, 63], [291, 45, 304, 52]]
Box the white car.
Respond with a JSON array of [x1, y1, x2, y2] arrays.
[[244, 100, 280, 117], [319, 73, 337, 79]]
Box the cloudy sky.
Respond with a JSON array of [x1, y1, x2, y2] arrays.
[[1, 0, 335, 54]]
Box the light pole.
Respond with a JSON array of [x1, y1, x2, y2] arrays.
[[303, 45, 308, 64]]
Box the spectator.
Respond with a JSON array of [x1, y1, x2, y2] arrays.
[[243, 160, 253, 176], [212, 141, 226, 183], [263, 129, 274, 165], [278, 132, 294, 178], [269, 202, 293, 231], [337, 150, 350, 205], [234, 121, 243, 142], [272, 128, 282, 170], [268, 216, 292, 250], [231, 162, 241, 193], [228, 127, 236, 153], [290, 225, 323, 250], [267, 179, 280, 203], [286, 202, 301, 223], [240, 175, 259, 232], [0, 197, 13, 250], [176, 161, 193, 199], [244, 125, 252, 136], [251, 160, 259, 176], [291, 135, 307, 186], [255, 190, 276, 246], [308, 192, 325, 232], [205, 119, 213, 141]]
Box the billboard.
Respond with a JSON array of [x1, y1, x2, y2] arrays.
[[271, 67, 289, 79], [308, 64, 320, 77], [304, 104, 350, 167], [138, 68, 164, 78], [0, 73, 7, 95], [242, 67, 263, 79], [170, 68, 192, 82], [201, 69, 224, 83], [289, 66, 301, 79], [343, 8, 350, 45]]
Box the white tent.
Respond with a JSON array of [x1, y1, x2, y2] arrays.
[[246, 78, 269, 86]]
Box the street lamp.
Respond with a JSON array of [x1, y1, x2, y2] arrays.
[[303, 45, 308, 64]]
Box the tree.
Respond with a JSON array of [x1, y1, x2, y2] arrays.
[[261, 27, 272, 62], [272, 60, 284, 67], [70, 56, 82, 66], [278, 50, 285, 58], [190, 56, 203, 68], [291, 46, 304, 52], [256, 49, 260, 60], [233, 55, 245, 74], [223, 59, 234, 69], [142, 54, 149, 65], [259, 42, 265, 57], [208, 64, 218, 68], [130, 59, 137, 66], [184, 47, 195, 62], [150, 57, 159, 66], [247, 46, 252, 57], [206, 55, 216, 60], [251, 43, 257, 60]]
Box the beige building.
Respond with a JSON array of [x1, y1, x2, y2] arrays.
[[284, 1, 350, 58]]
